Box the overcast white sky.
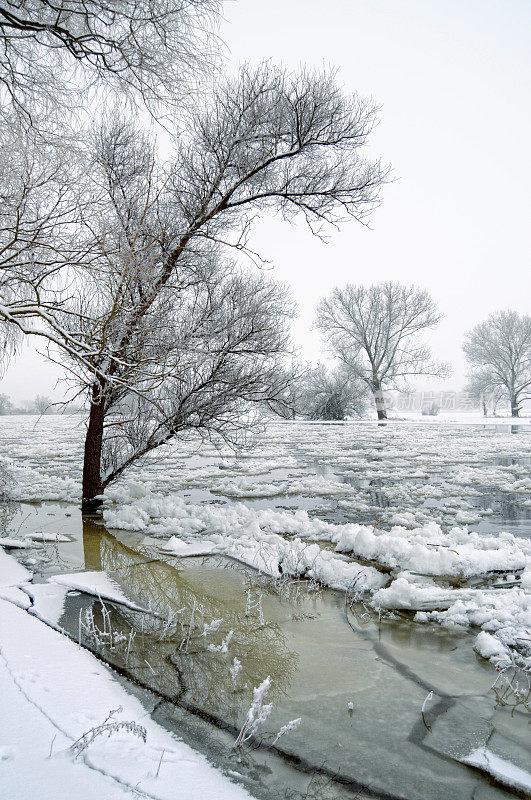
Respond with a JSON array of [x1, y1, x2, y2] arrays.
[[2, 0, 530, 402]]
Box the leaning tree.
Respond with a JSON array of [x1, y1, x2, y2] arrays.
[[463, 311, 530, 417], [1, 67, 387, 508], [316, 281, 448, 419]]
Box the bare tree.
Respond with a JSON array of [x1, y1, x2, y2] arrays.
[[1, 67, 387, 508], [0, 392, 13, 414], [316, 282, 447, 420], [465, 369, 506, 416], [297, 364, 368, 420], [463, 311, 531, 418], [0, 0, 221, 356], [33, 394, 52, 414], [0, 0, 220, 121]]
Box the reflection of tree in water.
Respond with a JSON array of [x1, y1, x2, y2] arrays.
[[0, 498, 17, 535], [82, 519, 298, 725], [0, 461, 18, 535]]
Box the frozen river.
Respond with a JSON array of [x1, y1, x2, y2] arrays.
[[1, 415, 530, 798]]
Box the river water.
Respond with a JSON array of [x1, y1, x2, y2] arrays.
[[4, 502, 529, 800], [2, 417, 530, 798]]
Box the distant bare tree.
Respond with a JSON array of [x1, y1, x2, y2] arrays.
[[0, 0, 220, 121], [316, 282, 448, 420], [0, 392, 13, 414], [465, 369, 506, 416], [463, 311, 531, 417], [33, 394, 52, 414], [1, 66, 387, 508], [297, 364, 368, 420]]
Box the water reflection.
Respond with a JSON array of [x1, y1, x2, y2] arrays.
[[77, 517, 298, 725], [27, 515, 525, 800]]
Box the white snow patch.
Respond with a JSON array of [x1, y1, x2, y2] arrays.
[[473, 631, 509, 662], [461, 747, 531, 794], [0, 599, 251, 800], [0, 547, 32, 587], [0, 537, 31, 549], [49, 572, 145, 612], [161, 537, 217, 556]]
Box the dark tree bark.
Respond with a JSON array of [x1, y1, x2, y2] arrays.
[[82, 382, 106, 511]]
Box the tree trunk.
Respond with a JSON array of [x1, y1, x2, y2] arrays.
[[372, 379, 387, 421], [510, 395, 519, 417], [82, 382, 106, 512]]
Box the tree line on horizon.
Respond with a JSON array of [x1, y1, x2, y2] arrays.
[[0, 393, 83, 416], [2, 287, 529, 422], [280, 286, 530, 422]]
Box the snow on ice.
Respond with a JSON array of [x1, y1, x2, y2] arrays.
[[0, 586, 251, 800], [2, 415, 531, 669]]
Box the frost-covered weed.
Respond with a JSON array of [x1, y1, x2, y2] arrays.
[[421, 691, 434, 731], [245, 589, 265, 626], [207, 629, 233, 653], [70, 706, 147, 758], [78, 599, 135, 664], [490, 656, 531, 714], [234, 676, 303, 749], [202, 618, 222, 637], [179, 598, 203, 653], [230, 657, 242, 690], [234, 676, 273, 747], [177, 600, 233, 654], [154, 607, 185, 641], [272, 717, 301, 745]]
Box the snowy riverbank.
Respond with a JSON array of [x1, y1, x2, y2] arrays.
[[0, 546, 251, 800]]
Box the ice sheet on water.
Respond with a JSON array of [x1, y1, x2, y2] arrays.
[[422, 693, 531, 794], [50, 571, 146, 612], [27, 582, 70, 626], [460, 747, 531, 794], [25, 531, 71, 542], [3, 416, 530, 665]]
